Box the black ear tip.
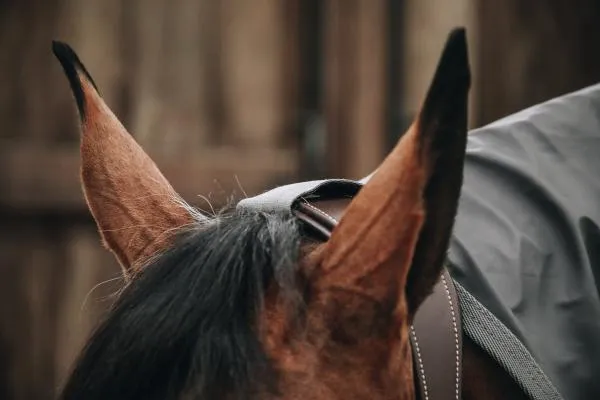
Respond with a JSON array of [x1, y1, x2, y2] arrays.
[[444, 27, 469, 72], [52, 40, 100, 120], [52, 40, 80, 77], [52, 40, 99, 91], [417, 27, 470, 144], [448, 27, 467, 43], [51, 40, 71, 58], [425, 26, 471, 102]]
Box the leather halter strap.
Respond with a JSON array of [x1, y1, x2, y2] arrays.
[[237, 179, 463, 400]]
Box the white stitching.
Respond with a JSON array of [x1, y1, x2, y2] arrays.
[[303, 202, 338, 226], [410, 326, 430, 400], [441, 274, 461, 400]]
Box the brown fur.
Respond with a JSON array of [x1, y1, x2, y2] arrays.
[[53, 28, 528, 400], [53, 42, 200, 276], [78, 80, 197, 274]]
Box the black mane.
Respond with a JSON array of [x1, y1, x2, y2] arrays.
[[59, 209, 303, 400]]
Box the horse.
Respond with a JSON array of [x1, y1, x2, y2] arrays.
[[50, 27, 600, 399]]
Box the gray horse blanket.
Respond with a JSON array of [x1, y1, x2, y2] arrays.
[[239, 83, 600, 400], [449, 83, 600, 400]]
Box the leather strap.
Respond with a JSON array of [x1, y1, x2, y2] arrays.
[[410, 269, 462, 400], [295, 197, 462, 400]]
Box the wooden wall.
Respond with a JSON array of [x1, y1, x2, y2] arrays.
[[1, 0, 599, 399], [0, 0, 301, 213], [475, 0, 600, 125], [401, 0, 478, 128], [400, 0, 600, 129], [0, 1, 392, 398], [323, 0, 388, 179], [0, 1, 301, 398]]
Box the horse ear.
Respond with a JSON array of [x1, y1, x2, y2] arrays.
[[316, 28, 470, 318], [52, 41, 201, 275]]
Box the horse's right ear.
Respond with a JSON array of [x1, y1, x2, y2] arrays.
[[52, 41, 203, 276], [315, 28, 470, 320]]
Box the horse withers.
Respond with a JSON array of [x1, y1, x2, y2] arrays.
[[51, 28, 580, 399]]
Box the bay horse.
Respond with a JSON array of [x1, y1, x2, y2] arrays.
[[51, 27, 599, 399]]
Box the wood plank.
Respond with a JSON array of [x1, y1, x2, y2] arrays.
[[280, 0, 302, 149], [475, 0, 600, 126], [323, 0, 387, 179], [0, 224, 68, 399], [0, 145, 298, 212], [54, 226, 121, 386], [351, 0, 388, 178], [0, 0, 85, 144], [220, 0, 287, 146], [294, 0, 325, 180], [129, 0, 220, 155], [402, 0, 477, 128]]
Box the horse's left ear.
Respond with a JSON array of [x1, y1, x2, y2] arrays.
[[52, 41, 201, 276], [316, 28, 470, 318]]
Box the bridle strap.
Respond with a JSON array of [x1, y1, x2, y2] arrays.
[[296, 197, 463, 400], [410, 268, 462, 400]]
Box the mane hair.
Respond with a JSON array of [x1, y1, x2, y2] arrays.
[[59, 209, 304, 400]]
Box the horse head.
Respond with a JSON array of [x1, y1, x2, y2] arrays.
[[53, 28, 471, 400]]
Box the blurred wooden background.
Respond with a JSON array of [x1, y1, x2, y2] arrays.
[[0, 0, 599, 398]]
